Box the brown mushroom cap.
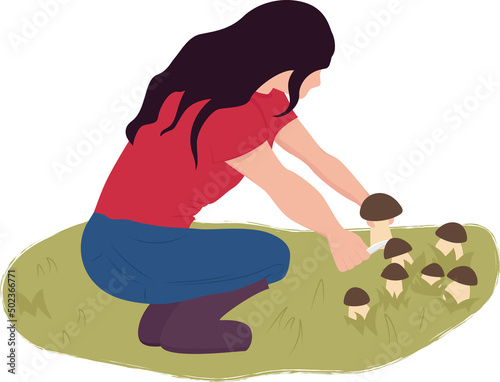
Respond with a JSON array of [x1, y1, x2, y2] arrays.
[[384, 238, 412, 259], [360, 193, 403, 221], [435, 222, 467, 243], [421, 263, 445, 277], [344, 287, 370, 306], [447, 266, 478, 286], [381, 263, 409, 281]]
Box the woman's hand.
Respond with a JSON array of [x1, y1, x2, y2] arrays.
[[327, 229, 370, 272]]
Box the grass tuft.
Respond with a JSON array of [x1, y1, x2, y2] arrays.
[[46, 257, 58, 273], [311, 279, 325, 309], [77, 308, 86, 326], [267, 306, 288, 333], [290, 319, 304, 355], [36, 264, 45, 278], [284, 317, 295, 331], [384, 314, 397, 344]]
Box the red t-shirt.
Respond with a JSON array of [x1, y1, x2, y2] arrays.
[[94, 89, 298, 228]]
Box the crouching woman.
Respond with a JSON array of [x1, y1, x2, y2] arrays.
[[80, 1, 370, 355]]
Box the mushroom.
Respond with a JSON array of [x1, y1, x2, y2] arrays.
[[360, 193, 403, 246], [435, 222, 467, 260], [344, 287, 370, 320], [381, 263, 409, 297], [421, 263, 445, 285], [445, 266, 478, 303], [384, 238, 413, 266]]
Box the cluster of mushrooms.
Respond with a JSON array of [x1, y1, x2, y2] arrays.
[[343, 194, 479, 320], [424, 222, 478, 304]]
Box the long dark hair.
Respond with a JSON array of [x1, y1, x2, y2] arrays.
[[126, 0, 335, 167]]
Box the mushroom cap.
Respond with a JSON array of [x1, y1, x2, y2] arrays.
[[384, 238, 412, 259], [344, 287, 370, 306], [381, 263, 409, 281], [421, 263, 445, 277], [435, 222, 467, 243], [360, 193, 403, 221], [447, 266, 478, 286]]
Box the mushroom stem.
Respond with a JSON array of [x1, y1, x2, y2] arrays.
[[445, 281, 470, 304], [421, 274, 440, 285], [453, 244, 464, 260], [348, 304, 370, 320], [436, 239, 454, 256], [386, 280, 403, 297], [392, 253, 413, 266], [369, 220, 392, 246]]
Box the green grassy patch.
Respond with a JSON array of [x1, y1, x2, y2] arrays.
[[1, 223, 498, 380]]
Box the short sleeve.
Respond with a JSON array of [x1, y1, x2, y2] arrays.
[[201, 102, 269, 163]]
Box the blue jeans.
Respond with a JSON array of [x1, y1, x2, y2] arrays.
[[80, 213, 290, 304]]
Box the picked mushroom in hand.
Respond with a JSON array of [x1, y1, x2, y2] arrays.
[[381, 263, 409, 297], [344, 287, 370, 320], [384, 238, 413, 266], [421, 263, 445, 285], [445, 266, 478, 304], [360, 193, 403, 246], [435, 222, 468, 260]]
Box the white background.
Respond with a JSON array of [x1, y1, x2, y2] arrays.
[[1, 0, 499, 381]]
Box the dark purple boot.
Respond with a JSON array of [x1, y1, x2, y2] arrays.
[[160, 279, 268, 354], [138, 302, 179, 346]]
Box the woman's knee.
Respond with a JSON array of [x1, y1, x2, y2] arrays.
[[255, 231, 290, 270], [272, 235, 290, 265]]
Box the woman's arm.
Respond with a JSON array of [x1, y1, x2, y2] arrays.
[[275, 119, 369, 206], [225, 142, 369, 272]]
